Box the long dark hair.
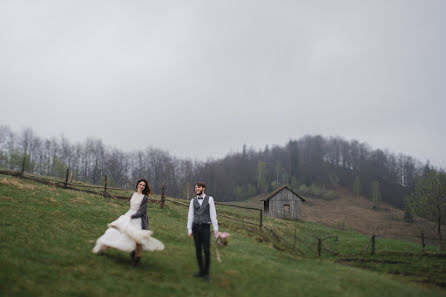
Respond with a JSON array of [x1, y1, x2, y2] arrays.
[[135, 178, 151, 195]]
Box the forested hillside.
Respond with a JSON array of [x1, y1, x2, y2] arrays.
[[0, 126, 438, 209]]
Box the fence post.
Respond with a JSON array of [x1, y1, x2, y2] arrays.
[[371, 234, 376, 255], [103, 175, 108, 198], [317, 238, 321, 257], [293, 225, 297, 249], [259, 210, 263, 228], [64, 168, 69, 188], [160, 184, 166, 208], [421, 231, 425, 253]]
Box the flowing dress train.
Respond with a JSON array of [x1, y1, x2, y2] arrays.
[[92, 193, 164, 253]]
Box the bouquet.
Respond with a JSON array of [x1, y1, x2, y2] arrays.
[[215, 232, 230, 262], [216, 232, 230, 246]]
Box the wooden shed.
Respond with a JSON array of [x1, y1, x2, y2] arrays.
[[261, 185, 305, 220]]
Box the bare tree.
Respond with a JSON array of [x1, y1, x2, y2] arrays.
[[0, 125, 13, 168], [20, 128, 34, 173]]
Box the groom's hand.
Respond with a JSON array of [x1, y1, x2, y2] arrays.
[[188, 233, 192, 237]]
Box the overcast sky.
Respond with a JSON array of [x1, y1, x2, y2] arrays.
[[1, 0, 445, 168]]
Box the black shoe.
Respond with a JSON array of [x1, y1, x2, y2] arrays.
[[202, 274, 210, 281], [133, 256, 141, 266]]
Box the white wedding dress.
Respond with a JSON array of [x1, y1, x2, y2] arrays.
[[92, 193, 164, 254]]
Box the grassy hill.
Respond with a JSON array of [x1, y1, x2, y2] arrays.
[[0, 174, 445, 297]]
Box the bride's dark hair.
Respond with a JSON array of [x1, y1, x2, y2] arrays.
[[135, 178, 151, 195]]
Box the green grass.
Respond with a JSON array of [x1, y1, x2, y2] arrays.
[[0, 174, 445, 297]]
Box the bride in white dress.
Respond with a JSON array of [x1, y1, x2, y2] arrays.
[[92, 179, 164, 264]]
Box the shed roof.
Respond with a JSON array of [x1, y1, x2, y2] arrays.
[[261, 185, 305, 202]]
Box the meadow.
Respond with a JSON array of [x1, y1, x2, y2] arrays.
[[0, 174, 445, 297]]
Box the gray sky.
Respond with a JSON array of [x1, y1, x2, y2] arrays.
[[1, 0, 445, 168]]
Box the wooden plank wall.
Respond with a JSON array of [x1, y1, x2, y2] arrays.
[[268, 188, 302, 219]]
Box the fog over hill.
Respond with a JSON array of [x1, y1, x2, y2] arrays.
[[1, 1, 445, 169]]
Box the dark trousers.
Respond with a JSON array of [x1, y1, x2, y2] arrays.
[[192, 223, 211, 275]]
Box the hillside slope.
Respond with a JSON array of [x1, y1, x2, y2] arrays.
[[0, 174, 444, 297], [229, 187, 442, 245], [302, 188, 442, 243]]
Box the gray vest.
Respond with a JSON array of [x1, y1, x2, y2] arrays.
[[193, 195, 211, 224]]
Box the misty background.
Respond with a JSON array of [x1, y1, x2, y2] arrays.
[[1, 1, 445, 169], [1, 1, 446, 239], [1, 0, 445, 206]]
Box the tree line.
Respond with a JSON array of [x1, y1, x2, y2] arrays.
[[0, 125, 442, 207]]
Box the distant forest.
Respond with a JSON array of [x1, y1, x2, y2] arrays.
[[0, 125, 439, 209]]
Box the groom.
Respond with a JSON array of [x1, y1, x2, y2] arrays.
[[187, 182, 219, 281]]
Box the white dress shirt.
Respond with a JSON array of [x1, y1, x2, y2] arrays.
[[187, 193, 218, 235]]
